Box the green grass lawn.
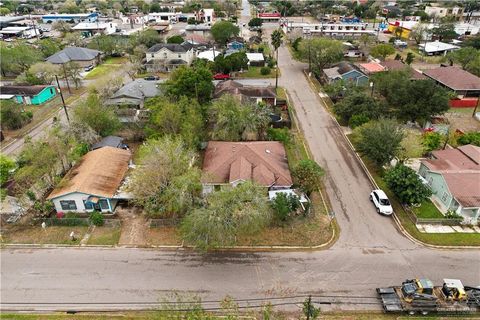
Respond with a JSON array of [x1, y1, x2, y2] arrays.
[[401, 128, 424, 158], [84, 63, 122, 80], [236, 66, 279, 78], [103, 56, 128, 65], [87, 227, 121, 245], [412, 200, 444, 219]]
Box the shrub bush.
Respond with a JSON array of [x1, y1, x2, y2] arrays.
[[271, 192, 300, 222], [292, 37, 302, 51], [348, 114, 370, 129], [267, 127, 291, 144], [89, 211, 105, 226], [457, 132, 480, 147], [260, 66, 271, 75], [422, 131, 442, 152]]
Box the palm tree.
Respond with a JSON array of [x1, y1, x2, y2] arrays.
[[270, 29, 283, 90]]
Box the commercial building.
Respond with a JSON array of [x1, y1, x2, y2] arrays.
[[42, 13, 98, 24]]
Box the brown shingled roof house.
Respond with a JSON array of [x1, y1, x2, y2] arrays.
[[214, 80, 277, 106], [380, 60, 427, 80], [202, 141, 293, 194], [423, 66, 480, 97], [47, 146, 131, 214], [418, 145, 480, 223]]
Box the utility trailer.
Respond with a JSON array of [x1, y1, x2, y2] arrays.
[[377, 279, 480, 315]]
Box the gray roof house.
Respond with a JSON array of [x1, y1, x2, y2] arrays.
[[105, 79, 162, 122], [46, 47, 102, 65], [92, 136, 127, 150]]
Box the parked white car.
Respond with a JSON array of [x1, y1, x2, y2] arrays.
[[369, 189, 393, 215]]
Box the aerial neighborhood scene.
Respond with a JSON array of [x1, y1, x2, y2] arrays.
[[1, 0, 480, 318]]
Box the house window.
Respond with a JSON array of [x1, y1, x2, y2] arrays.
[[442, 192, 448, 202], [151, 53, 154, 58], [178, 54, 181, 58], [163, 52, 167, 58], [50, 88, 54, 94], [60, 200, 77, 210], [83, 200, 94, 210], [98, 199, 109, 210], [214, 185, 221, 191]]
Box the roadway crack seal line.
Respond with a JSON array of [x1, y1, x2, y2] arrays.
[[302, 69, 479, 251]]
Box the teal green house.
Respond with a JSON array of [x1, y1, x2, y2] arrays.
[[419, 145, 480, 224], [0, 85, 57, 105]]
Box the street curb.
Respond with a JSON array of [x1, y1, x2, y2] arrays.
[[302, 70, 480, 251]]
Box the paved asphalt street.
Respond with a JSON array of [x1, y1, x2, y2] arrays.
[[1, 0, 479, 313]]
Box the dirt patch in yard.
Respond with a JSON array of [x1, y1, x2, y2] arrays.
[[445, 108, 480, 133], [146, 226, 183, 246]]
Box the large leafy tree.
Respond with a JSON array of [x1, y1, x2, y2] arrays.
[[372, 71, 450, 123], [447, 47, 479, 69], [384, 164, 432, 205], [370, 44, 395, 60], [0, 43, 42, 76], [128, 136, 202, 217], [73, 92, 120, 137], [248, 18, 263, 28], [271, 29, 283, 89], [209, 95, 270, 141], [26, 62, 61, 85], [145, 96, 205, 148], [38, 38, 63, 58], [87, 35, 123, 56], [333, 90, 387, 125], [181, 182, 272, 251], [297, 38, 343, 77], [430, 23, 457, 42], [355, 118, 405, 167], [292, 159, 325, 195], [211, 20, 239, 46], [164, 65, 214, 104], [0, 101, 32, 130]]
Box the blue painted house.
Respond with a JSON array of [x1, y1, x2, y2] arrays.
[[323, 62, 369, 86], [47, 147, 132, 214], [227, 40, 245, 50], [0, 85, 57, 105]]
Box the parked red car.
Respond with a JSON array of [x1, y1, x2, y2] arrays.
[[213, 73, 230, 80]]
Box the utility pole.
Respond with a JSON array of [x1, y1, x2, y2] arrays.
[[62, 64, 72, 94], [306, 296, 312, 320], [55, 75, 70, 123], [473, 96, 479, 118]]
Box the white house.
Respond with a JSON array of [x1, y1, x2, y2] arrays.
[[148, 12, 179, 23], [246, 53, 265, 66], [196, 8, 215, 24], [0, 26, 40, 39], [145, 43, 195, 72], [47, 147, 131, 214], [197, 49, 221, 62], [72, 22, 118, 35], [419, 41, 460, 56]]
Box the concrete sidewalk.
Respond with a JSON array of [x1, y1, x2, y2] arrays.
[[417, 224, 480, 233]]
